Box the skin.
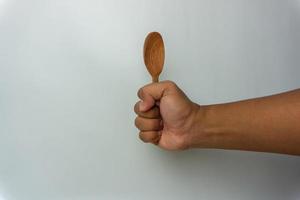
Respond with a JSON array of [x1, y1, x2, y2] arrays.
[[134, 80, 300, 155]]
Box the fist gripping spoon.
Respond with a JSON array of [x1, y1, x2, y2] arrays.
[[143, 32, 165, 83]]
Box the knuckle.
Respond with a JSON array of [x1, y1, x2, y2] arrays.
[[139, 132, 147, 143], [137, 85, 149, 99], [137, 87, 144, 99], [134, 117, 140, 128], [134, 102, 139, 114]]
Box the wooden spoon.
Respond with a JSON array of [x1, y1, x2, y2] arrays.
[[143, 32, 165, 83]]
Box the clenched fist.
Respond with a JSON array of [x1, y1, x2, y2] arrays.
[[134, 80, 300, 155], [134, 81, 200, 150]]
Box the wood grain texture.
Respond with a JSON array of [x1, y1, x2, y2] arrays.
[[143, 32, 165, 82]]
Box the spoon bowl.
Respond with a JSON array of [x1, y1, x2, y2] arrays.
[[143, 32, 165, 82]]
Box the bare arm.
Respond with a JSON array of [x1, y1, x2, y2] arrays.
[[193, 89, 300, 155], [134, 81, 300, 155]]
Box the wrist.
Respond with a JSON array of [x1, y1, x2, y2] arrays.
[[188, 104, 232, 149]]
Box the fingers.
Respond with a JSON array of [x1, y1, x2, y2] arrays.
[[137, 80, 177, 112], [135, 117, 162, 131], [135, 81, 178, 144], [134, 101, 160, 118], [139, 131, 162, 144], [134, 100, 162, 144]]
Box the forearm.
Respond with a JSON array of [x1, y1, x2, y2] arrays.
[[191, 89, 300, 155]]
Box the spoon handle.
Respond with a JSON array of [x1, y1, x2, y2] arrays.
[[152, 76, 159, 83]]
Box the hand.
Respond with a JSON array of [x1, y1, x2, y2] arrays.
[[135, 81, 300, 155], [134, 81, 200, 150]]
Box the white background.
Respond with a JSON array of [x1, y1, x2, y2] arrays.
[[1, 0, 300, 199]]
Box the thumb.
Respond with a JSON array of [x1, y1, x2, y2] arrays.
[[137, 81, 175, 112]]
